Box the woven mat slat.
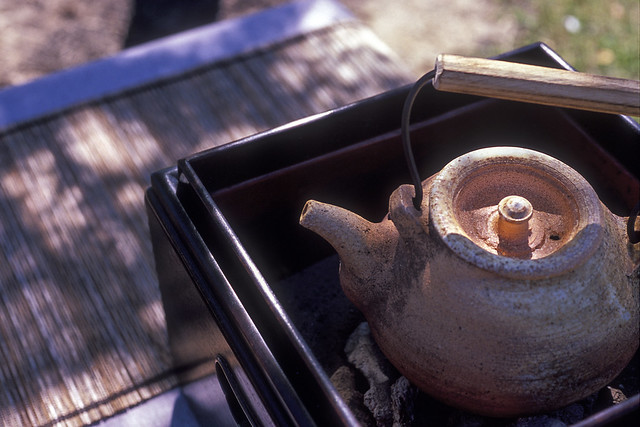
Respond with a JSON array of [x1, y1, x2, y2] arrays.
[[193, 68, 273, 142], [0, 131, 107, 425], [0, 22, 413, 426], [2, 123, 170, 424]]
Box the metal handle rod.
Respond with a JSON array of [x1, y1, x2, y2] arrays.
[[401, 69, 435, 211]]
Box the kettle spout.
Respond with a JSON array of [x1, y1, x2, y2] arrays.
[[299, 200, 395, 284]]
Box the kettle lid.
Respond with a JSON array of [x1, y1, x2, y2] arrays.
[[429, 147, 604, 279]]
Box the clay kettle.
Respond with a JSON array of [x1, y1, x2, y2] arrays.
[[299, 146, 640, 417]]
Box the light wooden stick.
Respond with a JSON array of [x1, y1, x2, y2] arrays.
[[433, 54, 640, 116]]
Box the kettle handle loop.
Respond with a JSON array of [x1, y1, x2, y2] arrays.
[[401, 69, 436, 211], [628, 201, 640, 244]]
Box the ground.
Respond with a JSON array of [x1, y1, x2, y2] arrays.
[[0, 0, 517, 88], [1, 1, 637, 87]]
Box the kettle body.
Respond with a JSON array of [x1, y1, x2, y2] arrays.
[[300, 147, 639, 417]]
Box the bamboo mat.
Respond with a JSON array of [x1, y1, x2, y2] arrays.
[[0, 22, 413, 426]]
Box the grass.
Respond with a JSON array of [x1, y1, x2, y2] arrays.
[[498, 0, 639, 80]]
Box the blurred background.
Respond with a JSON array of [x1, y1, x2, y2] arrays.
[[0, 0, 638, 88]]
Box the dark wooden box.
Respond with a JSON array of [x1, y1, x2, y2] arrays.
[[146, 43, 639, 426]]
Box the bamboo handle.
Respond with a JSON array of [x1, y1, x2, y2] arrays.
[[433, 54, 640, 116]]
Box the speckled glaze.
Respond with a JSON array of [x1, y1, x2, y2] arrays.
[[299, 147, 640, 417]]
